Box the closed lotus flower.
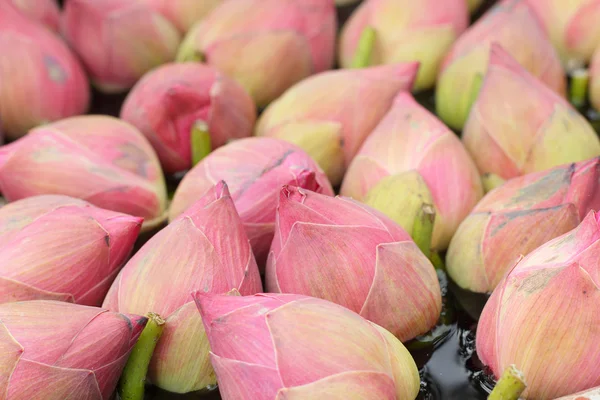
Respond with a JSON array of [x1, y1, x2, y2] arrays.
[[477, 210, 600, 399], [0, 115, 168, 229], [176, 0, 336, 107], [255, 63, 418, 186], [339, 0, 469, 90], [447, 157, 600, 293], [0, 195, 142, 305], [463, 45, 600, 181], [103, 181, 262, 393], [143, 0, 221, 33], [121, 62, 256, 174], [266, 186, 441, 341], [0, 300, 147, 400], [436, 0, 566, 131], [9, 0, 60, 31], [62, 0, 181, 93], [0, 0, 89, 140], [169, 137, 334, 264], [194, 293, 421, 400], [341, 92, 483, 250]]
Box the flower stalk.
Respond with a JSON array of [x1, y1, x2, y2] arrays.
[[351, 26, 376, 68], [488, 365, 527, 400], [191, 121, 212, 166], [412, 203, 435, 259], [570, 68, 589, 109]]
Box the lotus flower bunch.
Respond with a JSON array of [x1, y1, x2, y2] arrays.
[[463, 45, 600, 181], [195, 293, 421, 399], [143, 0, 221, 33], [0, 195, 141, 305], [256, 64, 419, 185], [121, 62, 256, 174], [169, 137, 334, 264], [176, 0, 337, 107], [0, 300, 147, 399], [62, 0, 181, 93], [0, 0, 89, 140], [477, 210, 600, 399], [436, 0, 566, 131], [103, 181, 262, 393], [447, 157, 600, 293], [526, 0, 600, 66], [339, 0, 469, 90], [341, 92, 483, 250], [8, 0, 60, 31], [0, 115, 168, 229], [266, 186, 441, 341]]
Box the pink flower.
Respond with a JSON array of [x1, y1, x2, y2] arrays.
[[143, 0, 222, 33], [8, 0, 60, 31]]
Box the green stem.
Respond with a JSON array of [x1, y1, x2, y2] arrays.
[[570, 68, 589, 108], [482, 173, 505, 193], [118, 313, 166, 400], [430, 251, 446, 271], [412, 203, 435, 259], [488, 365, 527, 400], [190, 121, 212, 167], [351, 26, 376, 69]]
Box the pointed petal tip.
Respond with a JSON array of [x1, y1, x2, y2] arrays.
[[124, 313, 149, 344], [294, 169, 320, 192]]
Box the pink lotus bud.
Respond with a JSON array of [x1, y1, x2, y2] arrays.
[[463, 45, 600, 181], [62, 0, 181, 93], [527, 0, 600, 66], [591, 46, 600, 112], [0, 195, 142, 305], [477, 210, 600, 399], [103, 181, 262, 393], [267, 186, 441, 341], [0, 115, 168, 229], [0, 0, 89, 140], [436, 0, 566, 131], [176, 0, 337, 107], [341, 92, 483, 250], [339, 0, 468, 90], [555, 387, 600, 400], [194, 293, 421, 399], [447, 157, 600, 293], [120, 62, 256, 174], [8, 0, 60, 32], [256, 63, 419, 186], [169, 137, 334, 265], [0, 300, 146, 399], [143, 0, 222, 33]]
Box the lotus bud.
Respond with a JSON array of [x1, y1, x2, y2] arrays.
[[121, 62, 256, 174], [9, 0, 60, 31], [62, 0, 181, 93], [256, 63, 419, 185], [194, 293, 421, 399], [477, 210, 600, 399], [435, 0, 566, 131], [169, 137, 334, 265], [339, 0, 468, 90], [0, 0, 89, 140], [555, 387, 600, 399], [0, 300, 147, 399], [590, 46, 600, 112], [341, 92, 483, 250], [103, 181, 262, 393], [0, 115, 168, 230], [143, 0, 221, 33], [463, 45, 600, 181], [0, 195, 142, 305], [176, 0, 337, 107], [266, 186, 441, 341], [447, 157, 600, 293]]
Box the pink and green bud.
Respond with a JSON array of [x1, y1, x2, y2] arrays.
[[121, 62, 256, 174], [103, 182, 262, 393], [169, 137, 334, 265], [477, 210, 600, 399], [463, 45, 600, 181], [194, 293, 421, 399], [339, 0, 468, 90], [0, 0, 89, 140], [0, 195, 141, 305], [176, 0, 337, 107], [266, 186, 441, 342], [0, 300, 147, 399], [143, 0, 221, 33], [255, 63, 419, 186], [9, 0, 61, 32], [62, 0, 181, 93], [447, 157, 600, 293], [590, 46, 600, 112], [341, 92, 483, 250], [0, 115, 168, 230], [436, 0, 566, 131]]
